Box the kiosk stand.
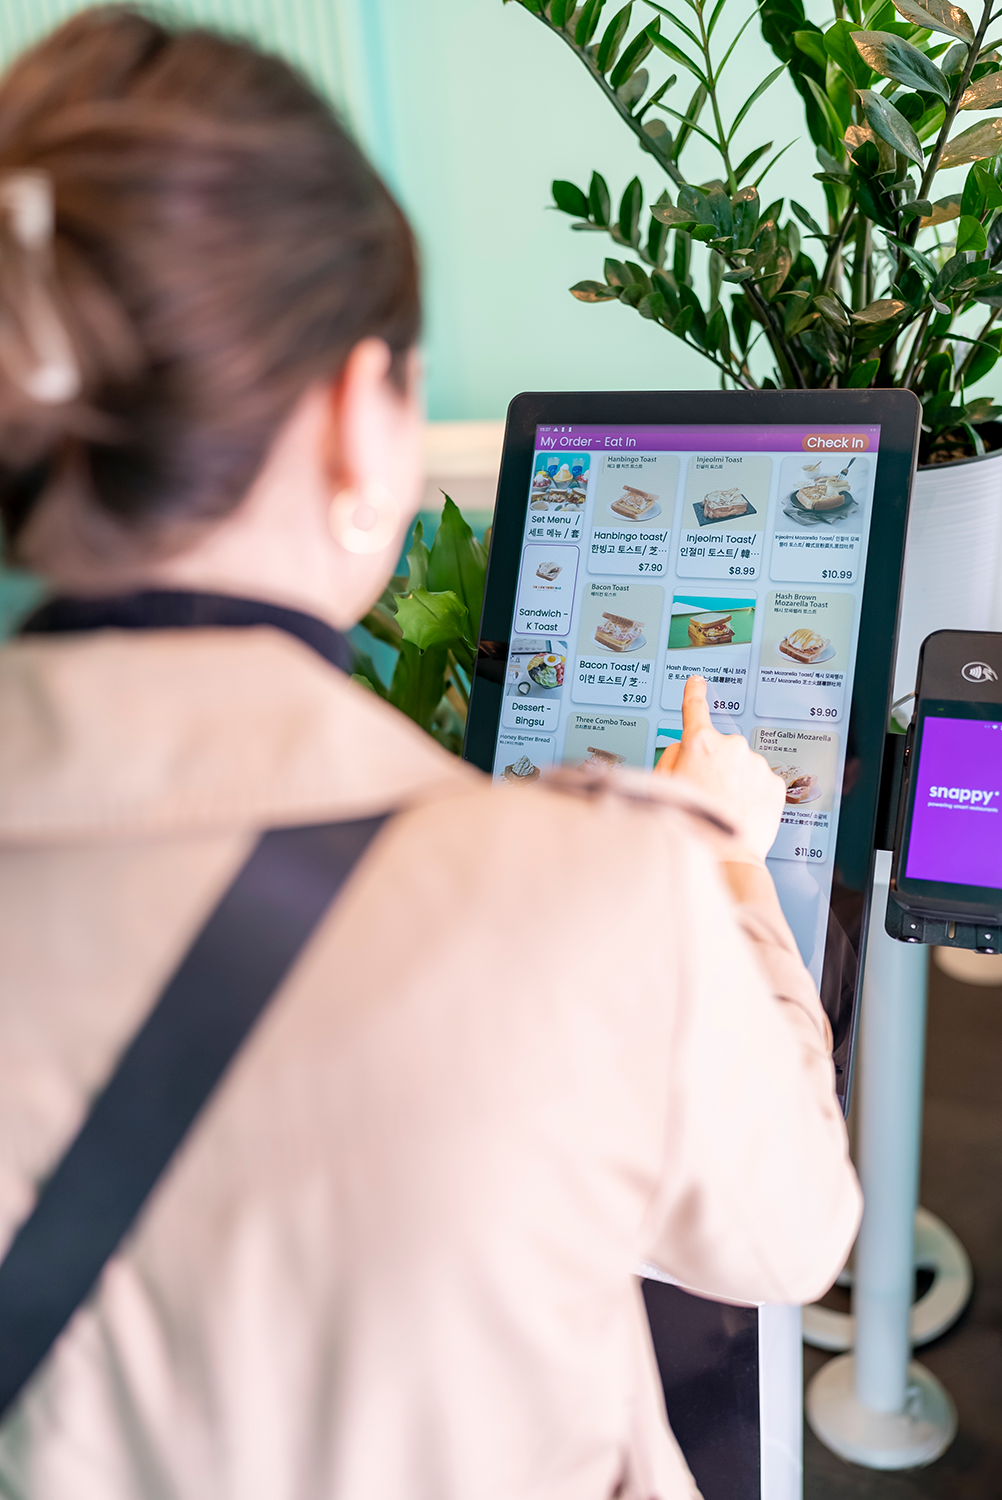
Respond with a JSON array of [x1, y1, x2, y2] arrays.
[[805, 852, 957, 1468]]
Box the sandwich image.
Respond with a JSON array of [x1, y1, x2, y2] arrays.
[[503, 755, 541, 785], [687, 610, 734, 647], [532, 470, 552, 491], [795, 476, 851, 511], [594, 612, 644, 652], [579, 746, 626, 773], [560, 487, 587, 508], [702, 487, 749, 520], [611, 485, 658, 520], [535, 560, 562, 581], [779, 627, 829, 663], [772, 764, 819, 804]]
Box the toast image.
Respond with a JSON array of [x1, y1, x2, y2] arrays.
[[702, 487, 749, 520], [594, 612, 643, 652], [773, 763, 819, 804], [687, 611, 734, 647], [610, 485, 658, 520], [779, 627, 828, 663], [535, 561, 562, 581]]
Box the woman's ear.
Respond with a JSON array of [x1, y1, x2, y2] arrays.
[[324, 338, 423, 514]]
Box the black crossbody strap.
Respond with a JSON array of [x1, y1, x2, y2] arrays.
[[0, 814, 389, 1421]]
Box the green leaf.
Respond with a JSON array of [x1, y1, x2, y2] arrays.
[[596, 2, 632, 72], [920, 193, 962, 224], [965, 331, 1002, 382], [553, 179, 590, 217], [816, 292, 851, 327], [939, 118, 1002, 170], [847, 357, 881, 385], [619, 176, 643, 243], [790, 200, 827, 238], [350, 652, 389, 699], [851, 31, 951, 100], [395, 587, 471, 655], [857, 88, 925, 165], [570, 279, 621, 301], [575, 0, 607, 46], [549, 0, 576, 26], [723, 266, 757, 281], [617, 66, 649, 107], [825, 19, 874, 89], [960, 71, 1002, 109], [794, 29, 828, 69], [727, 65, 787, 143], [610, 20, 655, 87], [852, 297, 908, 323], [733, 143, 772, 186], [642, 117, 673, 154], [359, 600, 402, 650], [901, 198, 935, 217], [388, 640, 450, 733], [890, 0, 974, 43], [426, 495, 488, 633], [405, 518, 429, 591], [589, 171, 612, 224], [648, 29, 707, 84], [805, 75, 849, 149], [954, 213, 984, 250], [650, 201, 697, 226], [704, 183, 734, 236], [961, 161, 1002, 219]]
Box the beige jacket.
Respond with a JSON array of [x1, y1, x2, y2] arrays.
[[0, 625, 860, 1500]]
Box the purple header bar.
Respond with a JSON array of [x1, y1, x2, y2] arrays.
[[535, 423, 881, 454]]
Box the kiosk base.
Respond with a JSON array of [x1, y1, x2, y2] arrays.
[[807, 1353, 956, 1469], [802, 1206, 972, 1350]]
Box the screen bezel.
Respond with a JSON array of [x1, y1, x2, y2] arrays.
[[896, 699, 1002, 911], [463, 389, 920, 1108]]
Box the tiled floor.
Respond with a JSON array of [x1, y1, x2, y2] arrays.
[[804, 959, 1002, 1497]]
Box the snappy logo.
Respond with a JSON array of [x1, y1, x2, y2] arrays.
[[962, 661, 999, 683], [929, 785, 999, 805]]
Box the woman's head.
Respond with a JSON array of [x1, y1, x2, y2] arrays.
[[0, 6, 423, 622]]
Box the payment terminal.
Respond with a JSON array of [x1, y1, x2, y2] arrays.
[[463, 388, 920, 1500], [886, 629, 1002, 951]]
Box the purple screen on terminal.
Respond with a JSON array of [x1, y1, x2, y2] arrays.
[[905, 717, 1002, 888]]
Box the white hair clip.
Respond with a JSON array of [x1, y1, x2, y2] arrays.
[[0, 169, 81, 405]]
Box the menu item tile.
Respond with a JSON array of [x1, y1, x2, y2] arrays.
[[562, 712, 649, 770], [654, 722, 682, 768], [514, 544, 580, 636], [755, 590, 855, 722], [770, 455, 871, 584], [493, 728, 557, 785], [572, 581, 664, 709], [662, 593, 756, 714], [753, 726, 839, 862], [501, 636, 569, 732], [587, 452, 678, 577], [526, 450, 590, 542], [677, 453, 771, 580]]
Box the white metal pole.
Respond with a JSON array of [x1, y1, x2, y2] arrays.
[[806, 852, 956, 1467], [853, 851, 927, 1412]]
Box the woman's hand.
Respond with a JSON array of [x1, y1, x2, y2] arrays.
[[655, 676, 784, 862]]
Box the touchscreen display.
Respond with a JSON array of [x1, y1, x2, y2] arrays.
[[905, 716, 1002, 889], [492, 421, 881, 988]]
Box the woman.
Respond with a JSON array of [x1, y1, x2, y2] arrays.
[[0, 10, 859, 1499]]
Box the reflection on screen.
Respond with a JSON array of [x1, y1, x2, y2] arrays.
[[493, 422, 883, 989], [905, 717, 1002, 888]]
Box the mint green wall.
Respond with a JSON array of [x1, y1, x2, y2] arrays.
[[0, 0, 824, 420]]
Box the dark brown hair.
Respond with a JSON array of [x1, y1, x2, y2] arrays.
[[0, 5, 419, 553]]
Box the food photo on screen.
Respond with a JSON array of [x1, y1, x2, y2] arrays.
[[905, 717, 1002, 889]]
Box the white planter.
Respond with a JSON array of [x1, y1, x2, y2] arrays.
[[893, 447, 1002, 703]]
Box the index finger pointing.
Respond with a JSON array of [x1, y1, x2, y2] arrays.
[[681, 675, 712, 739]]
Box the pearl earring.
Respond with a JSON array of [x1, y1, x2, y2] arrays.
[[327, 483, 401, 556]]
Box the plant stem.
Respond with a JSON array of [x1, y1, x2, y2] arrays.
[[821, 206, 855, 293], [915, 0, 996, 217], [694, 0, 738, 194], [957, 306, 1001, 381], [850, 213, 870, 310], [538, 12, 687, 190], [900, 305, 933, 388]]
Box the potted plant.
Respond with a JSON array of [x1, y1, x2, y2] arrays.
[[506, 0, 1002, 689], [352, 496, 488, 754]]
